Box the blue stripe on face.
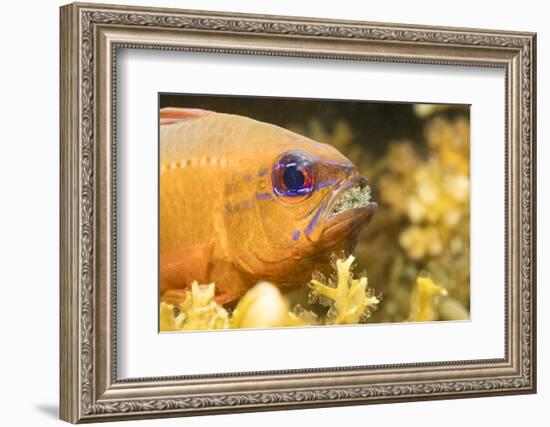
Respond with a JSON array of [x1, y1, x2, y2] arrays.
[[316, 179, 338, 190], [292, 230, 300, 241], [257, 168, 269, 177], [256, 192, 271, 200], [305, 206, 323, 236]]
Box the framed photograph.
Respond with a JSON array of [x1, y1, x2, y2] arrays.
[[60, 2, 537, 423]]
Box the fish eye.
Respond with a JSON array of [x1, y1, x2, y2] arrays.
[[272, 151, 315, 197]]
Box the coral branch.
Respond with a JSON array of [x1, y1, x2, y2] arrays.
[[160, 255, 380, 331], [309, 255, 379, 325], [160, 282, 229, 331], [407, 277, 447, 322]]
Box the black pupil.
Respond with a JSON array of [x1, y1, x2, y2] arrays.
[[283, 164, 305, 190]]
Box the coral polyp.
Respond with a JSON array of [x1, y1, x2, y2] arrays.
[[159, 255, 380, 332], [309, 255, 379, 325]]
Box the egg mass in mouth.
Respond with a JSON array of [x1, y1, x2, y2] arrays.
[[329, 183, 372, 216]]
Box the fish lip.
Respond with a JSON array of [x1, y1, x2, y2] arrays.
[[303, 174, 375, 243], [317, 174, 377, 239], [322, 201, 377, 239]]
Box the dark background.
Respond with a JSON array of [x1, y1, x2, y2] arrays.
[[159, 93, 460, 156]]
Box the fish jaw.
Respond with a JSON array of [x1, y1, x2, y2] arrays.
[[310, 174, 377, 251], [320, 202, 376, 248], [281, 198, 375, 292]]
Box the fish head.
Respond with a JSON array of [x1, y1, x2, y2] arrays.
[[266, 138, 377, 252], [234, 123, 377, 289]]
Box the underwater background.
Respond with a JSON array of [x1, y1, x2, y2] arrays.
[[160, 94, 470, 329]]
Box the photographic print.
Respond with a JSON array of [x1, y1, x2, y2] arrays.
[[60, 4, 536, 421], [159, 94, 471, 332]]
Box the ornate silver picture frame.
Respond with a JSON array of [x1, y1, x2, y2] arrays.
[[60, 2, 536, 423]]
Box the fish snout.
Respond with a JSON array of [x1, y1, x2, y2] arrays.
[[321, 173, 376, 233], [325, 160, 357, 180]]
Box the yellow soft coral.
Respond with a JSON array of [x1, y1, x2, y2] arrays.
[[399, 225, 443, 260], [309, 255, 379, 325], [160, 282, 229, 332], [181, 282, 230, 330], [161, 256, 380, 331], [407, 277, 448, 322], [161, 282, 311, 332], [159, 301, 186, 332], [425, 116, 470, 175]]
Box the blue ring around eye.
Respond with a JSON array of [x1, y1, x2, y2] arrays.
[[272, 151, 315, 197]]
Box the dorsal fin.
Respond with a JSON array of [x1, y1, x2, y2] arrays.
[[160, 107, 212, 125]]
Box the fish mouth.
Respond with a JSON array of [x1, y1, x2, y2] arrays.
[[327, 177, 371, 216], [327, 175, 376, 218], [320, 175, 377, 241]]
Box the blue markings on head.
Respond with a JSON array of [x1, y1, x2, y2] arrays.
[[316, 179, 338, 190], [305, 206, 323, 236], [257, 168, 269, 177], [292, 230, 300, 241], [256, 192, 271, 200]]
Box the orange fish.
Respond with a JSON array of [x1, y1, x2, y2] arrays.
[[159, 107, 376, 305]]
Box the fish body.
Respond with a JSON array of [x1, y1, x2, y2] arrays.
[[159, 108, 376, 304]]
